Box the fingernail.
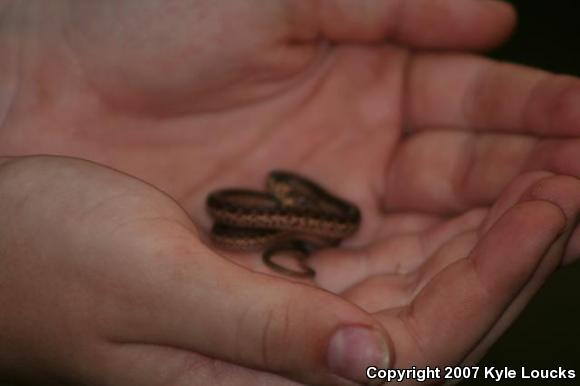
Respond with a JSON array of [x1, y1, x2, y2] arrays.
[[327, 326, 390, 383]]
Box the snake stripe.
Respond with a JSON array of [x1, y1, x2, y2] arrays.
[[206, 171, 361, 277]]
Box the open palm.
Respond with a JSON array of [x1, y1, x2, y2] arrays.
[[2, 1, 580, 384]]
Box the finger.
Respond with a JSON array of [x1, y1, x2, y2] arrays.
[[479, 171, 556, 233], [385, 131, 536, 213], [112, 243, 392, 386], [405, 53, 580, 136], [462, 175, 580, 364], [363, 174, 575, 315], [384, 128, 580, 213], [376, 198, 566, 367], [295, 0, 515, 50]]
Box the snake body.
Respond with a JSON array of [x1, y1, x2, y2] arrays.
[[206, 171, 361, 277]]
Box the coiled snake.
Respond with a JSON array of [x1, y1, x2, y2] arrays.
[[206, 171, 361, 278]]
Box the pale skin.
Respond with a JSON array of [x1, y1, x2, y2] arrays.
[[1, 0, 580, 385]]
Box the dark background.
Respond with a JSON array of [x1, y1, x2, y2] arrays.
[[468, 0, 580, 384]]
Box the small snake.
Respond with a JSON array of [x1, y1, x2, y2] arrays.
[[206, 171, 361, 278]]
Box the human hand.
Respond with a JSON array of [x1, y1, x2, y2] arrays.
[[0, 156, 395, 386], [2, 0, 580, 384]]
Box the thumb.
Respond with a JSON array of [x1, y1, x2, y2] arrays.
[[292, 0, 515, 50], [125, 245, 391, 386]]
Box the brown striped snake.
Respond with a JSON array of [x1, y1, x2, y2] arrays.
[[206, 171, 361, 278]]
